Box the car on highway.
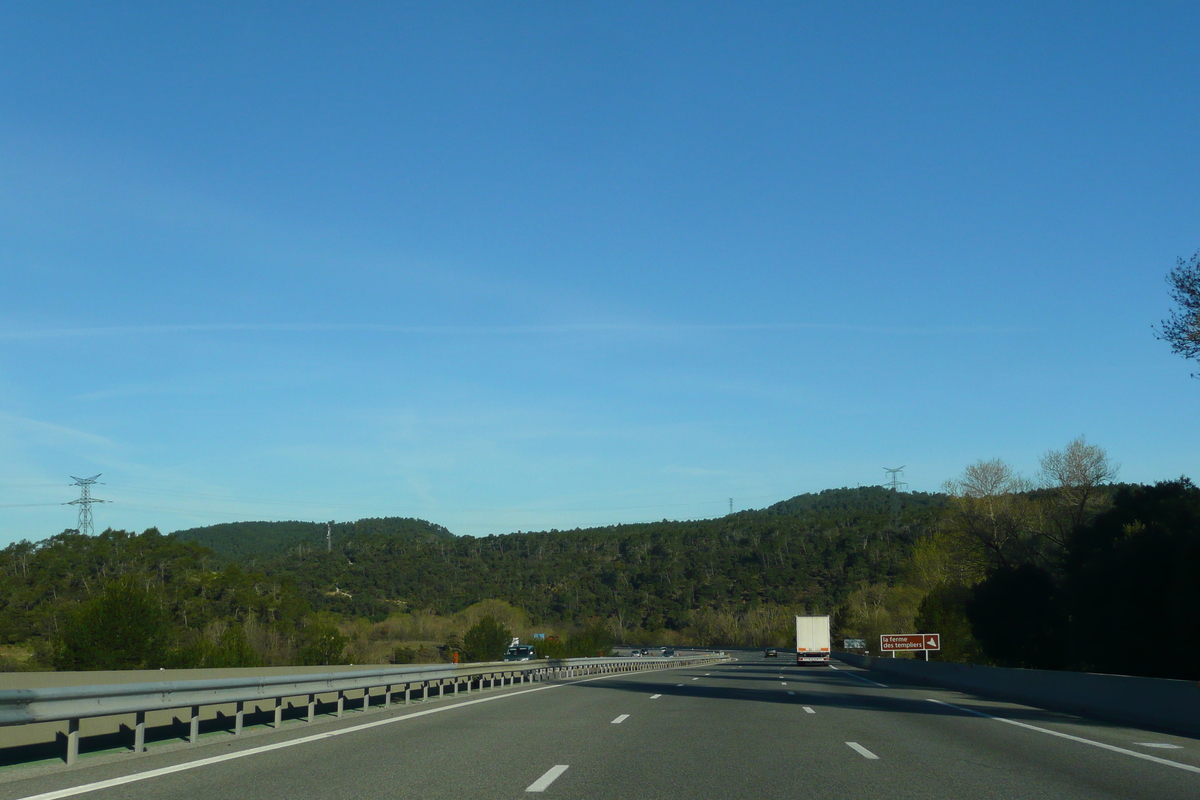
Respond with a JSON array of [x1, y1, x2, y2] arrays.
[[662, 648, 675, 657], [640, 648, 650, 656], [764, 648, 777, 657], [503, 645, 536, 662]]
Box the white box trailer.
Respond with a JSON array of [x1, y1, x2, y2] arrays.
[[795, 615, 831, 665]]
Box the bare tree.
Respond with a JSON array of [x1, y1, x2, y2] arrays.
[[942, 459, 1040, 568], [1038, 436, 1119, 545], [945, 458, 1033, 498], [1157, 249, 1200, 376]]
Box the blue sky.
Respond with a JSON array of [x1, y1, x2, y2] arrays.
[[1, 2, 1197, 544]]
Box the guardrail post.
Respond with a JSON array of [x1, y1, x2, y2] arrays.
[[66, 718, 80, 765], [404, 683, 410, 705], [189, 706, 200, 744], [134, 710, 146, 752], [337, 691, 344, 718], [307, 694, 316, 722], [274, 699, 283, 728], [235, 701, 245, 735], [362, 689, 371, 712], [384, 685, 392, 707]]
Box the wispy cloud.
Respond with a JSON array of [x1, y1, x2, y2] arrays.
[[0, 321, 1040, 340], [0, 412, 114, 448]]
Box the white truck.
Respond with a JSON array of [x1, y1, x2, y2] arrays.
[[795, 615, 831, 666]]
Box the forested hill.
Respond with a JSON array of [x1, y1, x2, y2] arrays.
[[0, 487, 941, 663], [171, 517, 454, 562], [764, 486, 945, 519], [176, 487, 946, 627]]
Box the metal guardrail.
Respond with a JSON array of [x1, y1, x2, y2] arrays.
[[0, 653, 726, 765]]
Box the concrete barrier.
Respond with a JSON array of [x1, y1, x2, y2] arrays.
[[835, 652, 1200, 739]]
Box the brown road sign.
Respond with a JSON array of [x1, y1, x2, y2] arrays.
[[880, 634, 940, 651]]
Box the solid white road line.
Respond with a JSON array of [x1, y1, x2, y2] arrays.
[[526, 765, 569, 792], [650, 694, 662, 699], [803, 707, 815, 714], [6, 667, 668, 800], [1136, 743, 1183, 749], [611, 715, 629, 724], [926, 699, 1200, 775], [828, 665, 888, 688], [846, 742, 879, 760]]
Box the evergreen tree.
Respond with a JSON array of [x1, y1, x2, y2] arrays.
[[55, 579, 172, 670], [463, 616, 511, 662]]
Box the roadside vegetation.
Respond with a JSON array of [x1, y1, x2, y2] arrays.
[[1, 437, 1195, 679]]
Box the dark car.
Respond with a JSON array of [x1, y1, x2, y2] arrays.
[[503, 645, 536, 662], [764, 648, 777, 657], [662, 648, 675, 657]]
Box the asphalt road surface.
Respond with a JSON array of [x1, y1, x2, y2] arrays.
[[1, 653, 1197, 800]]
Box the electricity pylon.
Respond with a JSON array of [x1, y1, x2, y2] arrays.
[[67, 474, 107, 536]]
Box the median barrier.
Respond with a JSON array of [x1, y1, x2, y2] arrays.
[[0, 653, 726, 766], [835, 652, 1200, 738]]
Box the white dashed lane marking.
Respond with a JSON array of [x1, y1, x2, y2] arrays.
[[650, 694, 662, 699], [526, 765, 569, 792], [803, 707, 815, 714], [611, 715, 629, 724], [846, 742, 879, 760]]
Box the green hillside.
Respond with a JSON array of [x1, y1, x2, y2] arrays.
[[171, 517, 454, 562], [214, 487, 944, 624]]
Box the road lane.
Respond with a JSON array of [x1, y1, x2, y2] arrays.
[[1, 654, 1197, 800]]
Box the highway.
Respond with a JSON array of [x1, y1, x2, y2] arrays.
[[1, 652, 1197, 799]]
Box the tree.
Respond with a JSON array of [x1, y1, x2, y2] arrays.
[[966, 564, 1068, 670], [1064, 479, 1200, 680], [1158, 249, 1200, 376], [169, 621, 262, 668], [942, 460, 1041, 568], [55, 579, 172, 670], [840, 582, 924, 655], [462, 615, 512, 662], [913, 583, 986, 664], [567, 621, 614, 656], [297, 620, 348, 666], [1038, 436, 1119, 545]]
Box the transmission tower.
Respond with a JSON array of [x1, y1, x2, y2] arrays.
[[67, 474, 108, 536], [883, 466, 908, 492]]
